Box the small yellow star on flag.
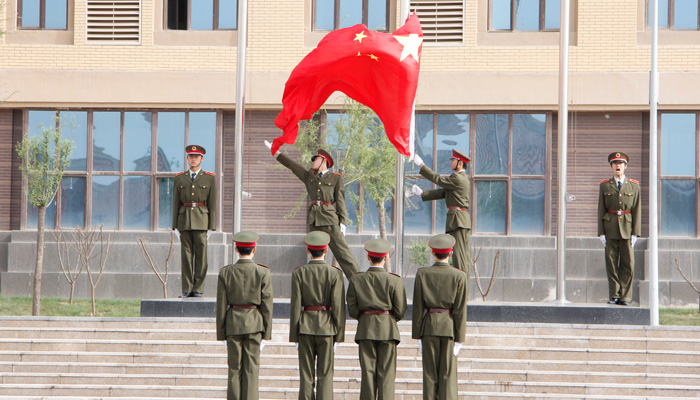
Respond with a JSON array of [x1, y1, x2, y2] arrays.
[[393, 33, 422, 62], [354, 31, 368, 43], [368, 54, 379, 61]]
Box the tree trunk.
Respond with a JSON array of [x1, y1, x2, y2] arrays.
[[162, 283, 167, 299], [377, 201, 392, 272], [69, 282, 75, 304], [32, 206, 47, 316], [91, 286, 97, 317]]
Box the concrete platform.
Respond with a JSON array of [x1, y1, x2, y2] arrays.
[[141, 298, 651, 325]]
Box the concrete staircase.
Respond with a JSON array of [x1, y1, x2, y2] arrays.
[[0, 316, 699, 399]]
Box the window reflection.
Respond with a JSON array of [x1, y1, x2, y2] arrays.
[[661, 179, 696, 236], [661, 113, 695, 176], [26, 200, 56, 229], [124, 112, 152, 172], [368, 0, 387, 30], [59, 111, 88, 172], [93, 112, 121, 172], [544, 0, 560, 30], [649, 0, 670, 27], [189, 112, 217, 172], [476, 180, 506, 233], [511, 179, 544, 234], [436, 114, 469, 175], [516, 0, 540, 31], [315, 0, 335, 30], [404, 179, 433, 233], [92, 176, 120, 229], [476, 114, 509, 175], [158, 112, 186, 172], [191, 0, 215, 30], [59, 177, 85, 228], [512, 113, 546, 175], [410, 114, 434, 172], [124, 176, 151, 230], [218, 0, 237, 29], [28, 111, 57, 137], [339, 0, 362, 28], [492, 0, 511, 29], [674, 0, 699, 29], [21, 0, 41, 28], [158, 178, 174, 229], [45, 0, 67, 29]]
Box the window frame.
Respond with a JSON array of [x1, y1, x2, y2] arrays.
[[312, 0, 391, 32], [17, 0, 69, 30], [658, 111, 700, 237], [407, 111, 552, 236], [488, 0, 560, 32], [165, 0, 238, 31], [21, 109, 223, 231], [646, 0, 700, 30]]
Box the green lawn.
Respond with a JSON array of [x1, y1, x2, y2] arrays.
[[0, 296, 141, 317], [659, 307, 700, 326]]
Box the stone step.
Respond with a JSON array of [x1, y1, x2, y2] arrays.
[[1, 381, 699, 398]]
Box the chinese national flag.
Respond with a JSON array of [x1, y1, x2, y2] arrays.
[[272, 14, 423, 156]]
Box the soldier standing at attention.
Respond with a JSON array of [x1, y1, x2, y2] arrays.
[[264, 140, 359, 280], [347, 239, 407, 400], [598, 152, 641, 306], [290, 231, 346, 400], [172, 145, 216, 298], [409, 149, 471, 272], [412, 234, 467, 400], [216, 231, 273, 400]]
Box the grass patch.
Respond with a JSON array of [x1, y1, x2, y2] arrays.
[[0, 296, 141, 317], [659, 307, 700, 326]]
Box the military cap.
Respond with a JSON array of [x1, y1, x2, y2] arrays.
[[233, 231, 259, 247], [364, 239, 391, 258], [429, 234, 456, 255], [311, 149, 334, 168], [186, 145, 206, 156], [608, 152, 629, 164], [304, 231, 331, 250], [452, 149, 470, 164]]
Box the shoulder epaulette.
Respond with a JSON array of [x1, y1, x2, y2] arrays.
[[257, 263, 270, 269], [331, 265, 343, 272], [389, 272, 401, 277], [176, 171, 187, 176], [205, 171, 215, 176], [629, 179, 639, 184], [600, 179, 611, 184], [331, 172, 341, 176], [292, 265, 304, 272]]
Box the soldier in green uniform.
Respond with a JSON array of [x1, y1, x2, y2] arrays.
[[409, 149, 472, 272], [172, 145, 217, 298], [265, 140, 359, 280], [347, 239, 407, 400], [412, 234, 468, 400], [289, 231, 346, 400], [216, 231, 273, 400], [598, 152, 641, 306]]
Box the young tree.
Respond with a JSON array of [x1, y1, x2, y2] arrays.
[[289, 99, 397, 270], [16, 119, 74, 316]]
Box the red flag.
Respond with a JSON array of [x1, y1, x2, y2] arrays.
[[272, 14, 423, 156]]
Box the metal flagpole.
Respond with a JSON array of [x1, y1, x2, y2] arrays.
[[395, 0, 411, 275], [649, 0, 660, 326], [556, 0, 571, 303], [232, 0, 248, 262]]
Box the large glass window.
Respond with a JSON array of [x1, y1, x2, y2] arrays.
[[18, 0, 68, 29], [490, 0, 560, 31], [24, 110, 220, 231], [660, 112, 699, 236], [166, 0, 238, 30], [314, 0, 389, 31], [649, 0, 700, 30]]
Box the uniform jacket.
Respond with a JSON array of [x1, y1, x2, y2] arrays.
[[216, 258, 273, 341], [289, 260, 346, 343], [412, 261, 468, 343], [347, 267, 408, 343], [420, 165, 471, 232], [172, 170, 217, 231], [277, 153, 348, 227], [597, 177, 641, 239]]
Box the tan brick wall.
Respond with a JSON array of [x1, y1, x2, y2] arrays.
[[0, 110, 12, 230]]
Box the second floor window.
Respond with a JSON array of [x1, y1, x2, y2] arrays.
[[167, 0, 238, 30], [648, 0, 700, 30], [19, 0, 68, 29], [314, 0, 389, 31], [490, 0, 560, 31]]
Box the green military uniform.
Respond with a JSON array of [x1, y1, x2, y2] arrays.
[[347, 239, 408, 400], [276, 149, 359, 280], [290, 231, 346, 400], [412, 235, 468, 400], [172, 145, 217, 297], [216, 231, 273, 400], [598, 152, 641, 304], [419, 149, 472, 273]]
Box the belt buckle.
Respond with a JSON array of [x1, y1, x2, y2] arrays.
[[191, 203, 197, 208], [617, 210, 622, 215]]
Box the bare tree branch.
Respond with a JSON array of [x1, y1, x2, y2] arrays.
[[473, 246, 501, 301], [675, 256, 700, 294], [139, 232, 175, 298]]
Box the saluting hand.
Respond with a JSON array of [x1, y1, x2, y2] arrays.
[[412, 184, 423, 196], [410, 153, 424, 167], [340, 223, 347, 236]]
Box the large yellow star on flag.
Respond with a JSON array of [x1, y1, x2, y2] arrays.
[[393, 33, 422, 62], [354, 31, 368, 43]]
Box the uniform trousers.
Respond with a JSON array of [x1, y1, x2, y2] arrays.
[[358, 340, 397, 400], [309, 223, 359, 280], [605, 238, 634, 302], [448, 227, 471, 273], [180, 229, 208, 293], [421, 336, 458, 400], [226, 332, 262, 400], [298, 334, 335, 400]]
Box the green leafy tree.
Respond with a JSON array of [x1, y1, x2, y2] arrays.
[[16, 119, 75, 316], [290, 99, 397, 270]]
